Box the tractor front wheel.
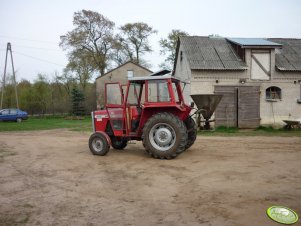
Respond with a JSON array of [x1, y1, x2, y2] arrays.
[[111, 137, 128, 150], [142, 113, 187, 159], [89, 133, 110, 156]]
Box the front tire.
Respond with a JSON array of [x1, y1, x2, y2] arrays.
[[142, 113, 187, 159], [89, 133, 110, 156], [111, 137, 128, 150]]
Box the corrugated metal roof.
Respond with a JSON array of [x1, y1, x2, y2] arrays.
[[227, 38, 282, 47], [179, 36, 247, 71], [268, 38, 301, 71]]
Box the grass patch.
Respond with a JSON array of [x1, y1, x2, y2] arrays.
[[0, 149, 16, 158], [0, 145, 16, 162], [214, 126, 239, 133], [0, 117, 92, 132], [1, 117, 300, 137], [198, 126, 301, 137], [0, 213, 31, 225]]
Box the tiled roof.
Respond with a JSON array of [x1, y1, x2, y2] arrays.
[[179, 36, 247, 70], [268, 38, 301, 71]]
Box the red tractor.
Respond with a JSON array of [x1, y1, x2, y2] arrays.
[[89, 70, 197, 159]]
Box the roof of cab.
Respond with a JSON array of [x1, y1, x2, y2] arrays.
[[128, 69, 189, 83], [128, 75, 188, 83]]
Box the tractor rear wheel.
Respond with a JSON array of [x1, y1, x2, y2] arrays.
[[142, 113, 187, 159], [111, 137, 128, 150], [89, 133, 110, 156], [185, 117, 197, 150]]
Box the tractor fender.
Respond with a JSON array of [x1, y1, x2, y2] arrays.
[[94, 131, 112, 146]]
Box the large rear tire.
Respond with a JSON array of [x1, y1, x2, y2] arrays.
[[89, 133, 110, 156], [142, 113, 187, 159], [185, 117, 197, 150], [111, 137, 128, 150]]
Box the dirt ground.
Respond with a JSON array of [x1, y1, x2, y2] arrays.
[[0, 130, 300, 226]]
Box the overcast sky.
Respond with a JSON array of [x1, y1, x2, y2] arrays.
[[0, 0, 301, 82]]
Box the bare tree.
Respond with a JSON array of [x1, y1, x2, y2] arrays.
[[111, 35, 130, 66], [159, 29, 189, 70], [60, 10, 115, 76], [65, 49, 95, 92], [118, 22, 157, 65]]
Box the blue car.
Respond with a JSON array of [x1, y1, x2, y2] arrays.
[[0, 108, 28, 122]]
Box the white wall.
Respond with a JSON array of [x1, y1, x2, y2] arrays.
[[174, 45, 192, 104], [190, 71, 301, 126]]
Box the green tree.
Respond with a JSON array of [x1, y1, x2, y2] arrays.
[[60, 10, 115, 76], [48, 73, 68, 114], [84, 82, 96, 113], [71, 87, 85, 116], [55, 69, 76, 97], [118, 22, 157, 65], [1, 74, 18, 109], [32, 74, 51, 115], [65, 49, 95, 92], [18, 79, 32, 112], [159, 29, 189, 70]]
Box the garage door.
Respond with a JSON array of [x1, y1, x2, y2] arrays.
[[214, 86, 260, 128]]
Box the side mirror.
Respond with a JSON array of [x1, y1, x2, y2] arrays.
[[190, 102, 195, 108]]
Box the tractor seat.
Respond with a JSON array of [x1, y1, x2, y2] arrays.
[[130, 106, 141, 132]]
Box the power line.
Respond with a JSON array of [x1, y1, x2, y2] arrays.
[[1, 43, 19, 109], [5, 44, 63, 52], [0, 35, 58, 45], [13, 51, 65, 67]]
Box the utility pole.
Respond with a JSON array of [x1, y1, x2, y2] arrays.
[[1, 42, 19, 109]]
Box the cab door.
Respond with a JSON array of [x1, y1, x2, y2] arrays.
[[124, 82, 142, 134], [105, 83, 125, 136]]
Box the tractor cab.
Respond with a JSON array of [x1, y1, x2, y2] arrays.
[[104, 72, 189, 137]]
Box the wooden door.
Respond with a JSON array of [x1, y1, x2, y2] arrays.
[[214, 86, 260, 128], [214, 86, 237, 127], [238, 86, 260, 128]]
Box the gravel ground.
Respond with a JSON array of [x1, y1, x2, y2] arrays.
[[0, 130, 300, 226]]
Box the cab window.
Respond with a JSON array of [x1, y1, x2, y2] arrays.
[[127, 83, 141, 105], [148, 80, 170, 102], [172, 82, 180, 102]]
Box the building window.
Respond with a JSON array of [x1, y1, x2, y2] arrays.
[[127, 70, 134, 78], [251, 50, 271, 81], [266, 86, 281, 100]]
